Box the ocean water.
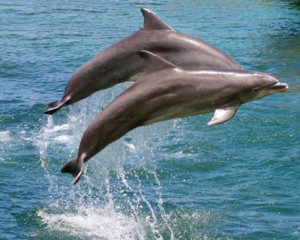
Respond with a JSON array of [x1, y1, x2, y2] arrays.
[[0, 0, 299, 239]]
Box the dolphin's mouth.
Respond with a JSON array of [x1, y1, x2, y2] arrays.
[[270, 82, 289, 92]]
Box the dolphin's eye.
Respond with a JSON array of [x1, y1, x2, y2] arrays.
[[253, 88, 259, 93]]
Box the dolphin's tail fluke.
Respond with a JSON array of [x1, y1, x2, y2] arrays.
[[61, 156, 84, 185], [44, 95, 71, 115], [44, 100, 65, 115]]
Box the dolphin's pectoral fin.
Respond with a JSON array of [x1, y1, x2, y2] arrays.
[[61, 155, 84, 185], [208, 105, 238, 125], [141, 8, 173, 30]]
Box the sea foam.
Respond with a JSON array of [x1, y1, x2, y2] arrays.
[[37, 206, 141, 240]]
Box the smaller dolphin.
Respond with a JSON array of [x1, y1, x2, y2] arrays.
[[61, 51, 288, 184], [45, 8, 242, 115]]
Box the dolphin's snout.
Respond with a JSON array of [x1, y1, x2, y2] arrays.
[[272, 82, 289, 92]]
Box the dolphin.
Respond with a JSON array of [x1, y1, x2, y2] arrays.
[[45, 8, 242, 114], [61, 50, 288, 184]]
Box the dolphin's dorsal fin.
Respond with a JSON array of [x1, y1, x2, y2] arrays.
[[138, 50, 176, 73], [208, 105, 239, 125], [141, 8, 173, 30]]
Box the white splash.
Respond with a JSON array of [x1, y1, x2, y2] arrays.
[[53, 135, 71, 144], [36, 83, 179, 239], [38, 206, 142, 240], [0, 130, 11, 142]]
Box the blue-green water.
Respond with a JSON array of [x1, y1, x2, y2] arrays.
[[1, 0, 299, 239]]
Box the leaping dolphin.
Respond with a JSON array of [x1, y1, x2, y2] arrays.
[[45, 8, 242, 115], [61, 50, 288, 184]]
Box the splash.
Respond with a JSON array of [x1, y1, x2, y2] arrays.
[[37, 206, 141, 240], [0, 130, 11, 142], [35, 83, 182, 239], [0, 130, 12, 162]]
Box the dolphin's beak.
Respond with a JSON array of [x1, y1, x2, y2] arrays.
[[270, 82, 289, 92], [253, 82, 289, 101]]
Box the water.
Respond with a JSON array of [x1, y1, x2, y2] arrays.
[[0, 0, 299, 239]]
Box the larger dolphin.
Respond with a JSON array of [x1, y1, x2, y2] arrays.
[[61, 50, 288, 184], [45, 8, 242, 114]]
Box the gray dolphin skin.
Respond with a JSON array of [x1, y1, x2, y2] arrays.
[[45, 8, 242, 114], [61, 50, 288, 184]]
